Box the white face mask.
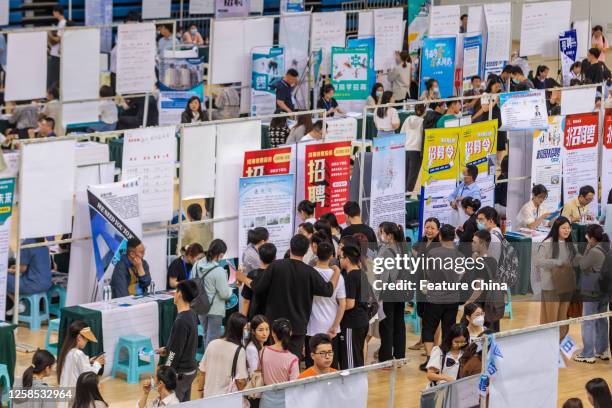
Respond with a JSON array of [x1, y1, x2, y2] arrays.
[[473, 315, 485, 327]]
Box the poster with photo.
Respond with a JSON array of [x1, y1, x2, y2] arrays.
[[158, 57, 205, 125], [251, 47, 284, 116], [532, 116, 564, 212], [499, 90, 548, 131]]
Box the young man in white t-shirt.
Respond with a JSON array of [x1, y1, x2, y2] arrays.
[[476, 206, 502, 262], [305, 241, 346, 369]]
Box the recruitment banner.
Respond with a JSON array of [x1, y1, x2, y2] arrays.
[[459, 120, 497, 176], [0, 178, 14, 321], [559, 30, 577, 87], [532, 116, 564, 212], [602, 111, 612, 203], [420, 36, 457, 98], [243, 146, 293, 177], [331, 47, 369, 101], [305, 141, 352, 224], [158, 57, 205, 126], [251, 46, 284, 116], [422, 127, 460, 184], [499, 90, 548, 131], [462, 34, 483, 92], [370, 134, 406, 229], [215, 0, 249, 17], [87, 179, 142, 301], [238, 174, 294, 260], [563, 112, 599, 215]]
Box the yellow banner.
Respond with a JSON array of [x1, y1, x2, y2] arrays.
[[422, 127, 461, 183], [459, 120, 498, 176]]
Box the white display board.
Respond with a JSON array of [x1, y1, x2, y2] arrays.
[[142, 0, 171, 19], [374, 8, 404, 71], [20, 140, 76, 239], [250, 0, 263, 14], [560, 87, 596, 115], [214, 121, 261, 258], [467, 5, 484, 33], [325, 117, 357, 141], [489, 327, 559, 408], [116, 23, 156, 94], [519, 1, 571, 57], [279, 13, 311, 109], [358, 11, 374, 37], [429, 5, 460, 37], [285, 372, 368, 408], [189, 0, 214, 14], [61, 28, 101, 102], [62, 101, 100, 127], [484, 2, 511, 62], [122, 126, 177, 223], [310, 11, 346, 75], [573, 19, 590, 60], [5, 31, 47, 102], [181, 125, 216, 199], [0, 0, 8, 26]]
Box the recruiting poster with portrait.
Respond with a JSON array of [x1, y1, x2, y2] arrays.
[[238, 174, 294, 260], [243, 146, 293, 177], [87, 179, 142, 301], [304, 141, 352, 224], [532, 116, 564, 212], [0, 178, 14, 321], [370, 134, 406, 229], [158, 57, 205, 125], [420, 36, 457, 98], [500, 90, 548, 131], [251, 47, 284, 116], [602, 111, 612, 204], [563, 112, 599, 214], [331, 46, 370, 101]]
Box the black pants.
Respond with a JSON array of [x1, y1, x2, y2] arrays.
[[175, 370, 196, 402], [304, 334, 340, 369], [422, 303, 458, 343], [486, 319, 500, 333], [47, 55, 60, 88], [339, 326, 367, 369], [379, 302, 406, 361], [405, 151, 422, 193], [288, 334, 305, 360]]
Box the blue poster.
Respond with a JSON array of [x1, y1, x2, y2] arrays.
[[347, 37, 375, 95], [158, 57, 205, 125], [462, 34, 482, 91], [252, 46, 284, 116], [559, 29, 577, 86], [282, 0, 304, 12], [420, 36, 457, 98]]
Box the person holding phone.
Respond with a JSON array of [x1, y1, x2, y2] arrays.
[[138, 366, 180, 408]]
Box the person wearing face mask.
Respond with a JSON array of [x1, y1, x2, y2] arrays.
[[366, 83, 384, 106], [461, 303, 486, 342], [516, 184, 552, 230], [182, 24, 204, 46], [537, 216, 577, 339], [475, 206, 502, 263], [420, 78, 440, 101], [138, 366, 180, 408], [463, 75, 483, 114], [509, 66, 534, 91], [591, 25, 609, 63]]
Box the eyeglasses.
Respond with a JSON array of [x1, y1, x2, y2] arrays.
[[314, 351, 334, 357]]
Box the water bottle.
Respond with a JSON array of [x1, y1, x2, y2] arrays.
[[149, 281, 156, 296], [506, 220, 512, 233]]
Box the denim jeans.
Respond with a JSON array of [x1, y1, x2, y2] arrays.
[[377, 130, 396, 137], [199, 314, 223, 350], [581, 299, 609, 357]]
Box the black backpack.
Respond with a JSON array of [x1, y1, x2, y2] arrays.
[[491, 230, 520, 287], [189, 265, 217, 315]]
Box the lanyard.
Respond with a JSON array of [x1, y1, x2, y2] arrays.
[[323, 98, 331, 111], [182, 258, 191, 280]]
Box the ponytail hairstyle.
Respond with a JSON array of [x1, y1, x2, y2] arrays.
[[206, 239, 227, 262], [461, 197, 482, 213], [586, 223, 611, 252], [23, 350, 55, 388], [319, 212, 342, 234], [376, 91, 394, 119], [297, 200, 316, 218], [271, 318, 292, 350], [57, 320, 88, 382], [313, 220, 333, 241], [399, 50, 411, 68], [378, 221, 405, 244], [592, 25, 606, 44]]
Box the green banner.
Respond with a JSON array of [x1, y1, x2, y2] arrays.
[[0, 178, 15, 225], [331, 46, 370, 100]]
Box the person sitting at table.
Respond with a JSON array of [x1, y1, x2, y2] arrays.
[[8, 101, 39, 139], [27, 117, 56, 138], [373, 91, 400, 137], [286, 113, 313, 144], [158, 280, 199, 402], [117, 95, 159, 129], [72, 372, 108, 408], [562, 185, 596, 223], [317, 84, 344, 117], [110, 237, 152, 298], [269, 116, 290, 147], [516, 184, 552, 230], [366, 83, 384, 107], [448, 165, 481, 223], [57, 321, 105, 391], [182, 24, 204, 46], [138, 366, 180, 408], [7, 237, 53, 316], [180, 203, 213, 252], [299, 120, 325, 143], [180, 96, 206, 124], [87, 86, 118, 133], [167, 243, 204, 290], [419, 78, 440, 101]]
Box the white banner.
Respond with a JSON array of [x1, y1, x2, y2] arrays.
[[370, 134, 406, 229], [142, 0, 171, 19], [560, 87, 596, 116], [310, 11, 346, 75], [61, 28, 101, 102], [325, 117, 357, 141], [279, 13, 311, 109], [467, 5, 484, 33], [122, 126, 177, 223], [484, 3, 511, 62], [0, 0, 8, 26], [519, 1, 571, 57], [429, 5, 460, 37], [499, 90, 548, 131], [531, 116, 563, 213], [189, 0, 214, 14], [5, 31, 47, 102], [285, 372, 368, 408], [116, 23, 156, 94], [373, 8, 403, 71], [422, 179, 456, 229]]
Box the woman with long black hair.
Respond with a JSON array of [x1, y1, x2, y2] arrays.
[[586, 378, 612, 408], [13, 350, 56, 408], [72, 372, 108, 408]]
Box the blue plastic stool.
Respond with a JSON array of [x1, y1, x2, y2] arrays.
[[47, 285, 66, 318], [196, 324, 204, 361], [404, 293, 421, 336], [504, 289, 513, 320], [0, 363, 11, 407], [18, 293, 49, 331], [111, 335, 156, 384], [44, 318, 60, 356]]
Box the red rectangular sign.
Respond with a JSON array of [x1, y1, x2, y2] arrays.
[[564, 112, 599, 150], [243, 147, 292, 177]]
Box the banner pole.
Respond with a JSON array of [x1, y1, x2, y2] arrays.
[[12, 147, 24, 325], [177, 127, 185, 255], [358, 105, 368, 212]]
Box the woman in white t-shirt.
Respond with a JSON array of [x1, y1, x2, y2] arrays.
[[426, 324, 469, 387], [245, 315, 272, 376], [373, 91, 400, 137], [305, 242, 346, 369]]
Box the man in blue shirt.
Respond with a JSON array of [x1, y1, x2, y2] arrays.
[[274, 69, 299, 113], [111, 237, 151, 298], [448, 165, 481, 211]]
